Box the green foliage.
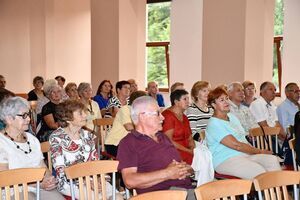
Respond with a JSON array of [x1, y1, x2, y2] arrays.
[[147, 2, 171, 88], [274, 0, 284, 36], [147, 3, 171, 42]]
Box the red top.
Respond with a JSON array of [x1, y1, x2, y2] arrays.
[[162, 109, 193, 164]]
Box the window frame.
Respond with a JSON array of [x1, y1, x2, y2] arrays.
[[146, 41, 170, 92], [274, 36, 283, 97]]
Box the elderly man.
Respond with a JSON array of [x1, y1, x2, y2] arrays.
[[117, 96, 195, 199], [276, 83, 300, 132], [228, 82, 259, 136], [147, 81, 165, 107], [249, 82, 286, 140], [0, 75, 6, 89]]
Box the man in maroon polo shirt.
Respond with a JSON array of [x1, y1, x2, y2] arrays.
[[117, 96, 195, 199]]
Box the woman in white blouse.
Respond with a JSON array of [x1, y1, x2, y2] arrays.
[[0, 97, 63, 199]]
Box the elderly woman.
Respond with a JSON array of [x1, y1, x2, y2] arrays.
[[49, 99, 122, 199], [0, 88, 15, 130], [186, 81, 213, 141], [206, 87, 281, 179], [105, 91, 147, 157], [106, 81, 130, 117], [27, 76, 45, 101], [242, 80, 257, 107], [65, 82, 79, 100], [37, 80, 62, 142], [162, 89, 195, 165], [78, 82, 101, 131], [0, 97, 63, 199], [94, 80, 113, 116]]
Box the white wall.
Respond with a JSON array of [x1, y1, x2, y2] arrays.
[[282, 0, 300, 95], [170, 0, 203, 93], [0, 0, 91, 93]]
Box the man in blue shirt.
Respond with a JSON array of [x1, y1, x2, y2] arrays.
[[277, 82, 300, 132], [147, 81, 165, 107]]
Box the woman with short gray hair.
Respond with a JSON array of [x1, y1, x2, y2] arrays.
[[0, 97, 63, 199], [37, 80, 62, 142]]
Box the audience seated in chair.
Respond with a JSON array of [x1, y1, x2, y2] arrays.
[[78, 82, 101, 131], [49, 99, 122, 199], [249, 81, 286, 140], [37, 79, 62, 142], [186, 81, 213, 142], [117, 96, 195, 200], [276, 82, 300, 132], [94, 80, 114, 117], [227, 82, 259, 137], [241, 80, 257, 107], [65, 82, 79, 100], [147, 81, 165, 108], [105, 90, 147, 157], [206, 87, 281, 179], [0, 97, 63, 199], [106, 81, 130, 118], [162, 89, 195, 165]]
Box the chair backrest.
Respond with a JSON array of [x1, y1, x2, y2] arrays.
[[0, 168, 46, 200], [194, 179, 252, 200], [249, 126, 280, 153], [40, 141, 52, 174], [289, 138, 298, 171], [130, 190, 187, 200], [64, 160, 119, 200], [253, 170, 300, 200], [93, 118, 114, 152]]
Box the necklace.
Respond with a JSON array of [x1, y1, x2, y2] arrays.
[[87, 100, 94, 115], [4, 131, 32, 154]]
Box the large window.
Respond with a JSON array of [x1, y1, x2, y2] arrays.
[[273, 0, 284, 96], [146, 2, 171, 90]]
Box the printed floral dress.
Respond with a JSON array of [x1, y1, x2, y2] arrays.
[[49, 128, 99, 196]]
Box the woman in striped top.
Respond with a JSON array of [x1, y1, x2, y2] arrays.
[[186, 81, 213, 141]]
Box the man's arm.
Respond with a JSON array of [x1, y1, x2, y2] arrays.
[[121, 161, 191, 189]]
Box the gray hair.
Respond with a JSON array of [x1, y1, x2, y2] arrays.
[[0, 97, 29, 123], [43, 79, 61, 98], [227, 82, 243, 93], [130, 96, 157, 124], [77, 82, 91, 97]]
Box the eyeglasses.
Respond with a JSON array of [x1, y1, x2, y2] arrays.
[[16, 112, 31, 119], [140, 111, 161, 117], [288, 89, 300, 93]]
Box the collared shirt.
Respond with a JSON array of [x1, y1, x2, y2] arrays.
[[229, 100, 259, 134], [276, 98, 299, 130], [249, 96, 278, 127], [117, 130, 192, 194]]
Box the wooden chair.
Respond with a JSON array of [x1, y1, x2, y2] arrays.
[[130, 190, 187, 200], [253, 170, 300, 200], [93, 118, 115, 159], [0, 168, 46, 200], [64, 160, 119, 200], [289, 138, 298, 171], [194, 179, 252, 200], [40, 141, 52, 174], [249, 126, 281, 154]]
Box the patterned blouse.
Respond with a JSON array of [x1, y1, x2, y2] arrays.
[[49, 128, 98, 194]]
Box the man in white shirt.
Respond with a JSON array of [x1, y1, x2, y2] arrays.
[[249, 81, 286, 140], [228, 82, 259, 135]]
